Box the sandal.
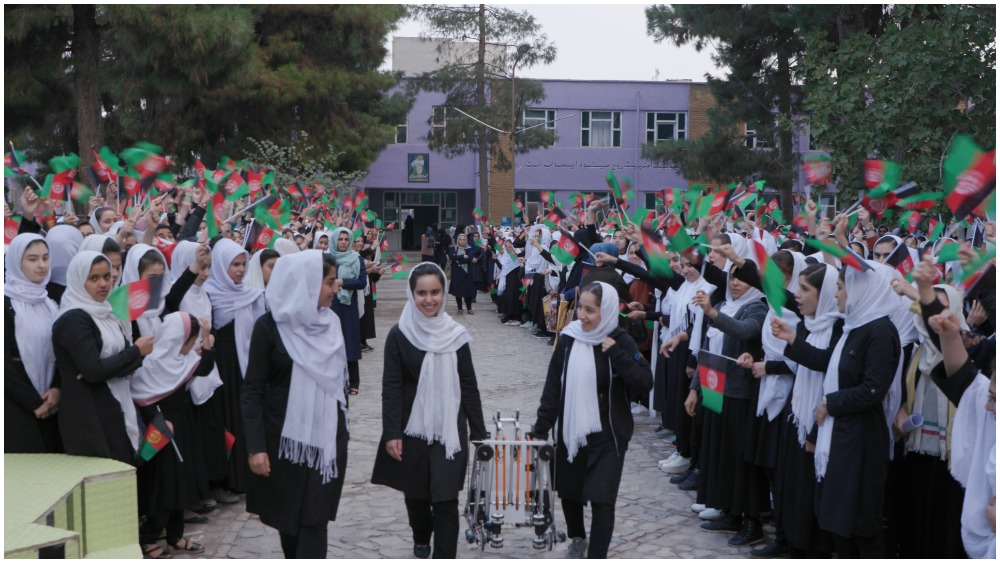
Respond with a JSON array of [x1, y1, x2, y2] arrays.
[[142, 544, 173, 559], [166, 538, 205, 555], [349, 388, 359, 396]]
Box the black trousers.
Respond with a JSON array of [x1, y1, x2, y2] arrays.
[[561, 498, 615, 559], [405, 497, 459, 559], [279, 525, 328, 559], [348, 360, 359, 391], [833, 532, 884, 559], [140, 509, 183, 545], [455, 296, 473, 311]]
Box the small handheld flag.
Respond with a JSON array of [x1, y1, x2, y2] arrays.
[[108, 276, 165, 321]]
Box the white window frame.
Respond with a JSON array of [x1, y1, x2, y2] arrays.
[[394, 121, 407, 144], [646, 112, 687, 143], [432, 106, 447, 139], [581, 110, 621, 148], [523, 109, 556, 132], [745, 124, 772, 151]]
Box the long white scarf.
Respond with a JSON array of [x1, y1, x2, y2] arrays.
[[949, 374, 996, 559], [665, 275, 716, 359], [399, 262, 473, 459], [5, 234, 59, 395], [203, 239, 265, 377], [45, 224, 84, 287], [130, 312, 201, 406], [524, 226, 551, 274], [120, 243, 169, 337], [58, 251, 141, 451], [815, 262, 900, 480], [790, 264, 843, 446], [268, 250, 348, 483], [557, 281, 619, 462], [757, 307, 799, 420], [169, 242, 223, 405], [496, 241, 520, 296]]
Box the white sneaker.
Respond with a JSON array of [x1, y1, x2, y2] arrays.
[[630, 402, 649, 416], [519, 321, 533, 329], [506, 320, 521, 326], [660, 455, 691, 474], [699, 507, 723, 520], [691, 503, 706, 514], [565, 537, 588, 559], [658, 452, 681, 468]]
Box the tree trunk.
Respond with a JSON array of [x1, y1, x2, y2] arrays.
[[476, 4, 490, 216], [73, 4, 102, 208], [777, 52, 794, 221]]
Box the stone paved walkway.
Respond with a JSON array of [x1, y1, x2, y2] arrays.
[[173, 276, 767, 559]]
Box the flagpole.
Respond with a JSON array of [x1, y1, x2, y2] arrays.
[[223, 194, 271, 224], [157, 406, 184, 463]]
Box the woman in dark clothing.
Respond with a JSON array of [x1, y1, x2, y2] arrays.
[[44, 224, 84, 304], [811, 261, 901, 557], [203, 238, 266, 495], [5, 234, 63, 453], [686, 258, 769, 546], [244, 250, 350, 559], [132, 312, 216, 557], [328, 227, 367, 395], [495, 238, 525, 324], [359, 248, 381, 351], [470, 231, 489, 294], [52, 251, 154, 465], [529, 282, 653, 559], [447, 233, 480, 314], [372, 262, 487, 559]]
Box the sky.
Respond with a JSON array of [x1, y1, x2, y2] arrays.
[[382, 4, 727, 83]]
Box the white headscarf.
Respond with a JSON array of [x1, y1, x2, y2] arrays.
[[169, 241, 222, 405], [706, 262, 765, 355], [949, 374, 996, 559], [244, 250, 267, 291], [815, 261, 900, 480], [664, 270, 716, 359], [525, 225, 552, 274], [790, 264, 843, 446], [89, 207, 114, 235], [496, 241, 520, 296], [914, 284, 970, 373], [273, 237, 300, 257], [130, 312, 201, 406], [399, 262, 473, 459], [80, 233, 114, 253], [58, 251, 141, 450], [45, 224, 84, 287], [758, 307, 799, 421], [267, 250, 348, 483], [311, 230, 330, 250], [120, 243, 169, 337], [557, 281, 620, 462], [5, 234, 59, 395], [203, 238, 265, 376]]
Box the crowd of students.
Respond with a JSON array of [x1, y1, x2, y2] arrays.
[[5, 179, 996, 560]]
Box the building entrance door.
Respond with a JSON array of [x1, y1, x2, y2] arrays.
[[412, 205, 440, 253]]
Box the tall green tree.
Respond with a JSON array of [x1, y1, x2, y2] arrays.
[[800, 4, 995, 204], [408, 4, 557, 216]]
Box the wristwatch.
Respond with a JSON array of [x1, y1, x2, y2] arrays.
[[821, 395, 828, 406]]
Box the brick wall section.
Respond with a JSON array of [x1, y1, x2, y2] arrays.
[[688, 83, 715, 142], [489, 133, 514, 219]]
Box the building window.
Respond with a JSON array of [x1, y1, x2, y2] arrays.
[[432, 106, 447, 140], [745, 124, 771, 150], [395, 122, 407, 144], [523, 109, 556, 146], [645, 112, 687, 143], [581, 111, 621, 148]]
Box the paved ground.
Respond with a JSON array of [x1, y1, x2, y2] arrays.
[[174, 271, 768, 559]]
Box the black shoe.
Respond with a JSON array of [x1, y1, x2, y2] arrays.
[[759, 510, 774, 523], [670, 465, 695, 485], [678, 467, 700, 491], [751, 541, 789, 557], [532, 330, 551, 339], [547, 336, 555, 346], [728, 518, 764, 546], [413, 544, 430, 559], [701, 515, 740, 533]]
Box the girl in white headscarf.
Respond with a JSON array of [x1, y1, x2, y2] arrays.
[[80, 234, 125, 287], [524, 225, 554, 337], [328, 227, 367, 395], [371, 262, 486, 560], [812, 261, 901, 557], [530, 281, 653, 559], [5, 234, 62, 453], [89, 206, 117, 235], [44, 223, 84, 304], [244, 248, 280, 291], [132, 311, 215, 557], [243, 250, 350, 559], [52, 251, 154, 466], [203, 238, 265, 494], [120, 243, 170, 339]]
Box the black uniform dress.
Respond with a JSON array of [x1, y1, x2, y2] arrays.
[[371, 325, 487, 559], [210, 321, 251, 492], [243, 314, 349, 541], [497, 248, 525, 321], [5, 297, 62, 453], [52, 309, 144, 465], [775, 320, 844, 556], [531, 328, 653, 559], [360, 271, 381, 342], [447, 245, 479, 304], [815, 317, 900, 554]]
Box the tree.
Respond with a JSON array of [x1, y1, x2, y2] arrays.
[[408, 4, 557, 216], [644, 5, 841, 217], [800, 4, 995, 204]]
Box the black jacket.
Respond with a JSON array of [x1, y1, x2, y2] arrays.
[[531, 328, 653, 458]]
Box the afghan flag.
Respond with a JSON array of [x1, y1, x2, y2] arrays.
[[245, 170, 264, 196], [958, 258, 995, 296], [863, 159, 902, 198], [897, 210, 923, 234], [5, 146, 27, 177], [943, 135, 995, 223], [39, 171, 73, 202], [246, 221, 278, 251], [138, 410, 174, 462], [5, 215, 22, 245], [512, 197, 524, 216], [206, 192, 225, 238], [805, 239, 873, 271], [698, 351, 731, 414], [69, 181, 94, 205], [49, 153, 81, 175], [551, 228, 581, 264], [353, 190, 369, 210], [122, 171, 143, 199], [605, 170, 624, 202], [802, 153, 832, 185], [897, 192, 943, 211], [884, 243, 916, 280], [789, 214, 810, 238], [926, 215, 945, 242], [543, 206, 569, 230], [224, 429, 236, 460], [120, 141, 170, 179], [254, 196, 291, 229], [539, 190, 555, 207], [752, 240, 787, 316], [641, 225, 673, 277], [222, 172, 249, 201], [935, 240, 961, 264], [658, 188, 682, 211], [154, 237, 178, 266], [108, 275, 165, 322], [471, 207, 484, 222], [389, 264, 410, 279]]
